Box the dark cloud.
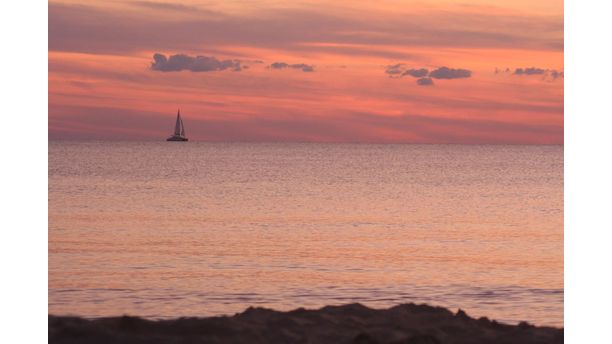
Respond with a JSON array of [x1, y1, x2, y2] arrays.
[[499, 67, 563, 80], [386, 65, 429, 79], [514, 67, 546, 75], [549, 70, 564, 79], [150, 53, 242, 72], [269, 62, 314, 72], [385, 65, 470, 85], [402, 68, 429, 78], [429, 67, 472, 79], [416, 77, 434, 86]]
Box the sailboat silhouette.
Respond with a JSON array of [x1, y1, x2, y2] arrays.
[[166, 109, 188, 141]]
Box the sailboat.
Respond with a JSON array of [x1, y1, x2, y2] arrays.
[[167, 109, 188, 141]]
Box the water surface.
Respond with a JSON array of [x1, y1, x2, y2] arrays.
[[49, 142, 563, 326]]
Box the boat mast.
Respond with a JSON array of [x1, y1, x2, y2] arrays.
[[174, 109, 181, 136]]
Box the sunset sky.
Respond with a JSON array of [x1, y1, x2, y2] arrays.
[[48, 0, 563, 143]]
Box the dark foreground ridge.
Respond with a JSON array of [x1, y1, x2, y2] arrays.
[[49, 303, 563, 344]]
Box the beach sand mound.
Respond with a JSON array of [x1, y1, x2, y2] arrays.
[[49, 303, 563, 344]]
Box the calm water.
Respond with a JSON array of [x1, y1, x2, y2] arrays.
[[49, 142, 563, 326]]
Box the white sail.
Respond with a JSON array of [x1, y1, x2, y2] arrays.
[[180, 116, 185, 137]]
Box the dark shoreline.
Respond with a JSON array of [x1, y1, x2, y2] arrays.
[[49, 303, 562, 344]]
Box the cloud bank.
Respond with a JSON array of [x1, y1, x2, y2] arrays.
[[151, 53, 242, 72]]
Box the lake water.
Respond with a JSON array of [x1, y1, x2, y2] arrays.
[[48, 142, 563, 326]]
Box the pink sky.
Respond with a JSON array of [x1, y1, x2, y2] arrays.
[[49, 0, 563, 143]]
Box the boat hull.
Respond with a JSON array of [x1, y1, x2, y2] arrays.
[[166, 136, 189, 141]]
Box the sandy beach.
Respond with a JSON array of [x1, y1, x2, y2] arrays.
[[49, 303, 562, 344]]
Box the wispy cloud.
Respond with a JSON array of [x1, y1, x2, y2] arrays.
[[49, 3, 563, 55], [269, 62, 315, 72], [385, 64, 404, 76], [549, 70, 564, 79], [514, 67, 546, 75], [130, 1, 202, 12], [495, 67, 564, 80], [514, 67, 563, 80]]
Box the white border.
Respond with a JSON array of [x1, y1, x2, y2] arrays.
[[0, 0, 48, 342], [565, 0, 612, 342]]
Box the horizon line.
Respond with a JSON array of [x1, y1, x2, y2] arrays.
[[47, 139, 564, 146]]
